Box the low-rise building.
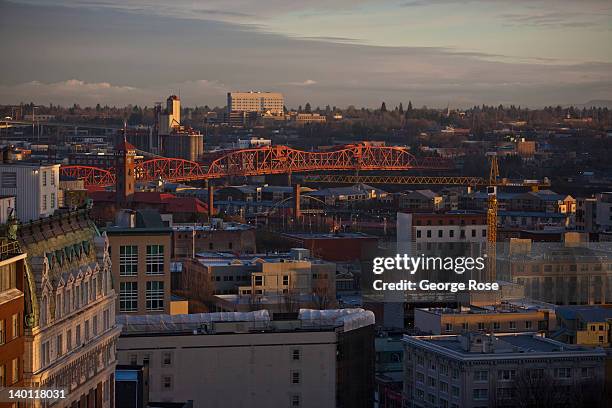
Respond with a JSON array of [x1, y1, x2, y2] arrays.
[[0, 162, 60, 222], [117, 308, 375, 408], [403, 332, 606, 408], [414, 303, 554, 336], [553, 306, 612, 346], [172, 221, 256, 256]]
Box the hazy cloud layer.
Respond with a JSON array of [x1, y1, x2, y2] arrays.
[[0, 0, 611, 108]]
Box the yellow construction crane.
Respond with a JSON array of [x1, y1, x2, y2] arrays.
[[486, 152, 499, 282]]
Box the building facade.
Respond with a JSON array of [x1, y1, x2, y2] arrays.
[[403, 332, 606, 408], [117, 309, 375, 408], [106, 211, 172, 315], [0, 163, 60, 222], [18, 210, 120, 408], [227, 92, 284, 115], [0, 239, 27, 390]]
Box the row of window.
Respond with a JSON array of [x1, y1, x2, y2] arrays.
[[445, 320, 534, 332], [41, 308, 111, 369], [118, 245, 165, 276], [41, 193, 56, 211], [0, 358, 20, 387], [416, 228, 486, 239], [119, 281, 164, 312], [41, 272, 107, 327], [0, 313, 20, 345], [515, 263, 612, 273]]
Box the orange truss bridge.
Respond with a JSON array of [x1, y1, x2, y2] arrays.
[[61, 144, 454, 187]]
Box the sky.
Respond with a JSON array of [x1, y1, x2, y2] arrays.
[[0, 0, 611, 108]]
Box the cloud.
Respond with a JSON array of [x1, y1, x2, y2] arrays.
[[284, 80, 318, 87], [0, 79, 227, 107]]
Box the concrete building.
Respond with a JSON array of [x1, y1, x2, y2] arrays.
[[227, 91, 284, 115], [158, 95, 181, 136], [497, 241, 612, 305], [397, 212, 488, 249], [0, 238, 27, 389], [116, 308, 375, 408], [414, 303, 554, 336], [18, 210, 120, 407], [106, 210, 172, 315], [403, 332, 606, 408], [0, 163, 60, 222], [595, 192, 612, 232], [397, 190, 442, 212], [160, 129, 204, 162]]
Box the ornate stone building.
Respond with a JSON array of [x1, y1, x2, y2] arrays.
[[18, 209, 120, 407]]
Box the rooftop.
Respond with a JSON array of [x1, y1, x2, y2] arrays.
[[404, 332, 606, 360], [117, 308, 374, 335]]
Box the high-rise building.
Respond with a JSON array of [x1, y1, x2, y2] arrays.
[[227, 91, 284, 115], [116, 308, 375, 408], [0, 162, 60, 222], [158, 95, 181, 136], [18, 210, 121, 407]]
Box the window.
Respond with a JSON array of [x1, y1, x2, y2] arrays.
[[477, 322, 485, 330], [43, 171, 47, 186], [254, 275, 263, 286], [283, 275, 289, 286], [11, 314, 18, 339], [427, 376, 436, 387], [41, 341, 50, 367], [42, 194, 47, 211], [50, 192, 55, 209], [146, 281, 164, 311], [162, 375, 172, 390], [581, 367, 594, 378], [11, 358, 18, 384], [498, 369, 516, 381], [56, 334, 63, 357], [1, 172, 17, 188], [291, 394, 300, 407], [146, 245, 164, 275], [416, 230, 422, 238], [427, 230, 432, 238], [445, 323, 453, 332], [119, 246, 138, 276], [462, 322, 468, 331], [509, 321, 516, 329], [85, 320, 90, 341], [451, 368, 459, 379], [525, 321, 533, 329], [473, 389, 488, 400], [103, 309, 110, 331], [474, 370, 488, 382], [120, 282, 138, 312], [129, 354, 137, 365], [76, 324, 81, 345], [438, 230, 443, 238], [292, 349, 301, 361], [440, 381, 448, 393], [451, 386, 459, 397], [162, 352, 172, 366], [291, 371, 300, 384], [555, 368, 572, 379], [50, 170, 55, 185], [93, 315, 98, 336], [66, 329, 72, 351], [493, 322, 500, 330]]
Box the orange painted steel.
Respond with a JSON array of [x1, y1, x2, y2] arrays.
[[61, 144, 453, 187]]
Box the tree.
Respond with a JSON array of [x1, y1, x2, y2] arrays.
[[304, 103, 312, 113], [380, 101, 387, 112], [399, 102, 404, 114]]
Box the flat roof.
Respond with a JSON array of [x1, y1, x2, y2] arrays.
[[404, 332, 605, 360]]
